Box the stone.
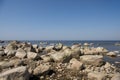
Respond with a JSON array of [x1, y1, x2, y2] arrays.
[[27, 52, 39, 60], [71, 44, 81, 50], [111, 74, 120, 80], [50, 52, 72, 62], [67, 58, 83, 70], [40, 55, 52, 62], [0, 59, 23, 69], [45, 46, 54, 53], [0, 46, 3, 51], [0, 66, 29, 80], [53, 43, 63, 51], [107, 52, 117, 57], [32, 44, 38, 49], [0, 51, 4, 56], [15, 48, 27, 58], [80, 55, 104, 66], [33, 63, 51, 75], [96, 47, 108, 53], [88, 71, 107, 80]]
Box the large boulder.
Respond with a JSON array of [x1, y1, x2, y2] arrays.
[[50, 52, 72, 62], [88, 71, 107, 80], [33, 63, 51, 76], [15, 48, 27, 59], [0, 66, 29, 80], [106, 52, 117, 57], [27, 52, 39, 60], [80, 55, 104, 66], [67, 58, 83, 70]]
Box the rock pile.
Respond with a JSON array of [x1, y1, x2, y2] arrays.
[[0, 41, 119, 80]]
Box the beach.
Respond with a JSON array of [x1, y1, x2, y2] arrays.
[[0, 40, 120, 80]]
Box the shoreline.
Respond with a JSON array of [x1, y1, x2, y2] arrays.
[[0, 40, 120, 80]]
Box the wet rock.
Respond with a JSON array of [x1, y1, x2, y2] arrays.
[[88, 71, 107, 80], [15, 48, 27, 59], [107, 52, 117, 57], [67, 58, 83, 70], [27, 52, 39, 60], [33, 63, 51, 76], [0, 66, 29, 80], [80, 55, 104, 67]]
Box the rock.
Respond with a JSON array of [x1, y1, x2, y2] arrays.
[[50, 52, 72, 62], [33, 63, 51, 75], [0, 46, 4, 51], [15, 48, 27, 58], [53, 43, 63, 51], [45, 46, 54, 53], [67, 58, 83, 70], [27, 52, 39, 60], [32, 44, 38, 49], [80, 55, 104, 66], [0, 66, 29, 80], [71, 44, 81, 50], [4, 43, 17, 56], [0, 51, 4, 56], [40, 55, 52, 62], [111, 74, 120, 80], [88, 71, 107, 80], [0, 59, 24, 69], [96, 47, 108, 53], [107, 52, 117, 57]]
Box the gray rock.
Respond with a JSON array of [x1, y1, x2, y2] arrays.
[[0, 66, 29, 80], [15, 48, 27, 59]]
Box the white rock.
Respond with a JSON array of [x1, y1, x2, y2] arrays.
[[67, 58, 83, 70], [27, 52, 39, 60], [33, 63, 51, 75], [107, 52, 117, 57], [15, 48, 27, 58]]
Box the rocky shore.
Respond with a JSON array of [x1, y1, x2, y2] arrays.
[[0, 41, 120, 80]]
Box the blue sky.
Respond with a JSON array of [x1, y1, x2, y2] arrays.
[[0, 0, 120, 40]]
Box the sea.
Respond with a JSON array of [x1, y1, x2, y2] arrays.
[[0, 40, 120, 67]]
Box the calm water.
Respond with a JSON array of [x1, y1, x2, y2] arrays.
[[0, 40, 120, 67]]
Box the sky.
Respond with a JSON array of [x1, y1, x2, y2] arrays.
[[0, 0, 120, 40]]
